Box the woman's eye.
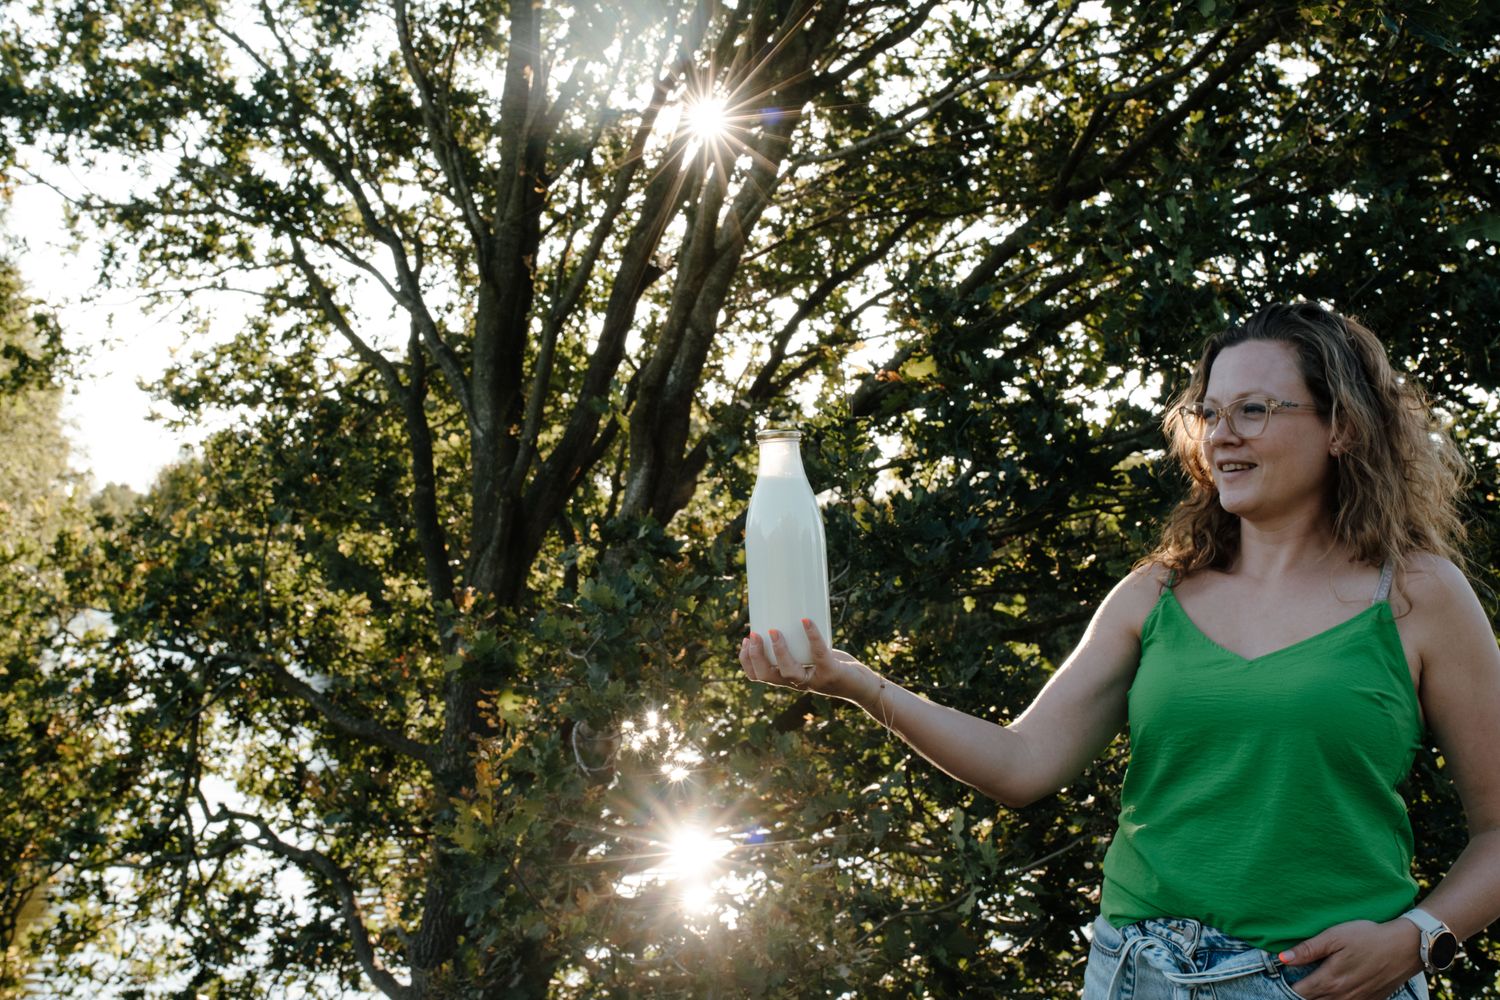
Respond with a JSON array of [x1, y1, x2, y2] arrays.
[[1200, 406, 1219, 422], [1239, 402, 1268, 416]]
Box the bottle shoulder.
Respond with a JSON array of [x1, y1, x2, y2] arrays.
[[749, 474, 817, 500]]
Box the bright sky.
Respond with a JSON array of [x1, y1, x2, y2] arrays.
[[7, 173, 208, 493]]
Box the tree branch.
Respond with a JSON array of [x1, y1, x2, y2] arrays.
[[1102, 22, 1235, 104], [219, 651, 441, 771], [953, 214, 1045, 304], [391, 0, 487, 252], [204, 10, 478, 433], [207, 806, 416, 1000], [288, 238, 406, 398], [284, 123, 476, 429], [816, 0, 943, 90], [1054, 16, 1283, 206], [521, 144, 697, 535], [523, 9, 721, 505], [403, 322, 459, 627]]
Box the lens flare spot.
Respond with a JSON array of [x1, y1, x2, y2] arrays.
[[684, 96, 730, 142], [680, 881, 716, 915], [665, 825, 733, 882]]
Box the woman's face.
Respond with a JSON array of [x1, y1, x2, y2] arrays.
[[1201, 340, 1336, 524]]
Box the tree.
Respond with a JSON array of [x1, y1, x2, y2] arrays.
[[3, 0, 1499, 996], [0, 253, 91, 995]]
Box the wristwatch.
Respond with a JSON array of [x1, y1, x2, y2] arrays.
[[1400, 907, 1459, 974]]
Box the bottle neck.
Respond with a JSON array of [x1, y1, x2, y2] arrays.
[[756, 439, 806, 479]]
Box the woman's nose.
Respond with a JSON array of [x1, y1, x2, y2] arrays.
[[1207, 413, 1241, 443]]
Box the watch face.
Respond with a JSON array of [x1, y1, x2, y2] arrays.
[[1430, 931, 1459, 970]]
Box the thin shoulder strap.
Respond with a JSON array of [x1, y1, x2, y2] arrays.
[[1372, 558, 1395, 604]]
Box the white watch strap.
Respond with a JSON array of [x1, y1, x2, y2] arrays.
[[1400, 907, 1447, 937], [1401, 907, 1455, 973]]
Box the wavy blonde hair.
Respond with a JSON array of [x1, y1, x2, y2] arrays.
[[1145, 302, 1471, 578]]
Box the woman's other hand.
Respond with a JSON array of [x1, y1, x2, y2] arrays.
[[1275, 918, 1424, 999]]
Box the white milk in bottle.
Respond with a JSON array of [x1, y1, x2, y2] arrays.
[[745, 428, 831, 666]]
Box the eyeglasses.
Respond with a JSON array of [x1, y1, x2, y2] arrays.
[[1176, 397, 1323, 441]]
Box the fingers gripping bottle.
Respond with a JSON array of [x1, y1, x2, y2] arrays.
[[745, 428, 831, 666]]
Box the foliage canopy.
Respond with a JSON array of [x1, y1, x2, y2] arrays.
[[3, 0, 1499, 996]]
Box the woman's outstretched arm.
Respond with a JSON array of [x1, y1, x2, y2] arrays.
[[738, 566, 1163, 807]]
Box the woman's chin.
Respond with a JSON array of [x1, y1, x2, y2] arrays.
[[1215, 491, 1254, 516]]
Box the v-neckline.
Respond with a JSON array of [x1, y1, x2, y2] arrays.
[[1163, 588, 1383, 665]]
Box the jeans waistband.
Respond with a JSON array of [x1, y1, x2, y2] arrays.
[[1109, 916, 1281, 990], [1124, 916, 1269, 958]]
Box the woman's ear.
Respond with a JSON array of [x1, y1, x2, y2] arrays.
[[1328, 417, 1351, 457]]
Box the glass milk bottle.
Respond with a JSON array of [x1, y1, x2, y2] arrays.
[[745, 428, 831, 666]]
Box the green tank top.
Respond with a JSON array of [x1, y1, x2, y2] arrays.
[[1099, 565, 1423, 953]]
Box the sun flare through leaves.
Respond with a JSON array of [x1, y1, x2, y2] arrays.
[[684, 94, 731, 144]]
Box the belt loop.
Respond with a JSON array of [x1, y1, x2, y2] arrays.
[[1151, 916, 1202, 957]]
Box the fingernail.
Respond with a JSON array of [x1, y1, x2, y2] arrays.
[[769, 629, 781, 642], [1277, 951, 1294, 963]]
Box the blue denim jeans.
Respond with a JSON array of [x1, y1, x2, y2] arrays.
[[1081, 915, 1429, 1000]]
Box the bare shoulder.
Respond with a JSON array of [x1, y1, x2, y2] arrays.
[[1094, 562, 1173, 640], [1397, 551, 1497, 676], [1398, 551, 1485, 624]]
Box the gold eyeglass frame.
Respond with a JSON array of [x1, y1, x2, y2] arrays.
[[1176, 397, 1323, 441]]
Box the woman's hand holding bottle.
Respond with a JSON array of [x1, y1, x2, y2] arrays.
[[739, 618, 877, 706]]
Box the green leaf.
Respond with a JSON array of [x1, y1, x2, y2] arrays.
[[899, 356, 940, 381]]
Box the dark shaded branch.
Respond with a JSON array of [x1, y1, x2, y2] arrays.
[[519, 12, 719, 503], [953, 215, 1045, 304], [853, 892, 974, 949], [621, 2, 864, 521], [220, 652, 440, 770], [1054, 17, 1284, 207], [392, 0, 486, 252], [816, 0, 943, 89], [403, 323, 458, 627], [285, 120, 476, 428], [240, 331, 445, 663], [1054, 100, 1119, 197], [521, 146, 696, 535], [675, 224, 917, 496], [204, 11, 477, 432], [795, 46, 1049, 169], [288, 239, 406, 397], [529, 82, 677, 449], [771, 220, 917, 394], [1104, 23, 1234, 103], [207, 807, 415, 1000]]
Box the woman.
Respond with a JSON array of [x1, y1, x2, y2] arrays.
[[738, 303, 1500, 999]]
